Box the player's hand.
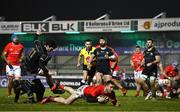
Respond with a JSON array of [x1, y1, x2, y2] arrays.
[[105, 54, 109, 59], [87, 64, 91, 70], [131, 63, 134, 67], [174, 75, 180, 81], [38, 69, 44, 75], [77, 63, 81, 68], [140, 62, 144, 67], [167, 77, 174, 81], [160, 71, 164, 76], [6, 60, 11, 65], [110, 69, 113, 73], [115, 102, 120, 107], [36, 30, 42, 35], [146, 63, 152, 67], [19, 58, 23, 64]]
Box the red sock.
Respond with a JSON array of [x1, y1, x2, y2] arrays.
[[166, 85, 171, 92], [58, 85, 64, 89]]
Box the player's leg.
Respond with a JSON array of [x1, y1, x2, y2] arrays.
[[41, 93, 79, 104], [44, 74, 65, 94], [63, 86, 76, 94], [80, 65, 89, 85], [37, 68, 55, 90], [56, 94, 79, 104], [112, 71, 123, 88], [142, 69, 154, 100], [104, 74, 112, 83], [139, 78, 149, 96], [149, 76, 157, 99], [135, 79, 141, 97], [12, 65, 22, 100], [134, 71, 141, 96], [95, 72, 103, 85], [44, 73, 53, 88], [139, 74, 153, 100], [7, 77, 13, 97], [6, 65, 14, 97], [87, 66, 96, 85], [81, 70, 88, 85], [158, 79, 166, 92], [111, 71, 127, 96], [177, 88, 180, 98], [14, 65, 21, 81]]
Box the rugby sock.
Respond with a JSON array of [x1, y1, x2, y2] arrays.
[[166, 85, 171, 92], [58, 85, 65, 89]]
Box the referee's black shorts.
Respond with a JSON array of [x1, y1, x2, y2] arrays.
[[83, 65, 96, 77]]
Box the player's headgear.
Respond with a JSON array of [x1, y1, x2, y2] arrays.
[[11, 34, 19, 40], [172, 61, 179, 67]]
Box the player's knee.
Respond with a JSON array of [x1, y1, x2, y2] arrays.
[[150, 76, 156, 83], [15, 77, 21, 80], [104, 75, 112, 81], [64, 101, 71, 105], [158, 80, 164, 87], [177, 89, 180, 94], [140, 74, 148, 81], [8, 77, 13, 81], [136, 78, 142, 83]]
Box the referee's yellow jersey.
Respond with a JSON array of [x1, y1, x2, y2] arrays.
[[79, 47, 96, 65]]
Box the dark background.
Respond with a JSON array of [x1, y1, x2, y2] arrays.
[[0, 0, 180, 21]]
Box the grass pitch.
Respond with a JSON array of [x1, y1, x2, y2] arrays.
[[0, 88, 179, 111]]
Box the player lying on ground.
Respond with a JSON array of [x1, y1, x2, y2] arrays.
[[13, 79, 45, 103], [41, 81, 120, 106], [157, 61, 180, 98]]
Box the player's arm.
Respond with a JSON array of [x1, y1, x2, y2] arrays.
[[33, 30, 43, 41], [34, 41, 49, 75], [105, 49, 115, 61], [140, 58, 145, 67], [38, 54, 49, 75], [1, 47, 13, 69], [19, 48, 24, 63], [13, 80, 21, 102], [34, 40, 45, 54], [88, 54, 95, 64], [108, 55, 115, 61], [163, 67, 171, 79], [111, 57, 118, 71], [105, 91, 118, 106], [152, 55, 160, 65], [130, 58, 134, 68], [105, 54, 115, 61], [147, 51, 160, 67], [1, 50, 10, 64], [1, 44, 10, 64], [158, 63, 164, 75], [87, 54, 95, 70], [174, 74, 180, 81], [163, 72, 169, 79], [77, 50, 83, 67], [86, 95, 98, 103]]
